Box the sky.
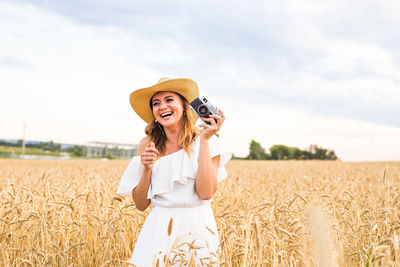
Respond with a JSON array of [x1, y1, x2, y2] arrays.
[[1, 0, 399, 161]]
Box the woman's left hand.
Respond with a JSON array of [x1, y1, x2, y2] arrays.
[[199, 109, 225, 140]]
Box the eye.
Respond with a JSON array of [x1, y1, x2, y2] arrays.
[[152, 102, 160, 106], [166, 98, 174, 102]]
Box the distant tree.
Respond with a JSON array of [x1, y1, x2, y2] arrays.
[[104, 152, 115, 159], [33, 140, 62, 151], [65, 145, 85, 157], [270, 145, 290, 160], [315, 147, 327, 159], [326, 150, 337, 160], [268, 143, 338, 160], [306, 144, 337, 160], [247, 140, 270, 160], [299, 150, 313, 160], [288, 146, 302, 159]]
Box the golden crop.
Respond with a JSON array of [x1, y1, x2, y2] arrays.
[[0, 159, 399, 266]]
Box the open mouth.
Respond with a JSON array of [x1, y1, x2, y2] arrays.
[[160, 112, 173, 119]]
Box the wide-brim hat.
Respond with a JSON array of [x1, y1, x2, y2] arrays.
[[130, 77, 199, 123]]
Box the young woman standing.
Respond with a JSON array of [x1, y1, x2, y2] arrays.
[[117, 77, 231, 266]]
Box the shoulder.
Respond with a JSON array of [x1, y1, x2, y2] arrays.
[[137, 136, 150, 156]]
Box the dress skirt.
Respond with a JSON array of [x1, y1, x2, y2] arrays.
[[117, 136, 232, 266], [130, 204, 220, 266]]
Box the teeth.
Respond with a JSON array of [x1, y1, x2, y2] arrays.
[[161, 112, 172, 118]]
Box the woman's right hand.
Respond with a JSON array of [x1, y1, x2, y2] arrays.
[[140, 142, 160, 169]]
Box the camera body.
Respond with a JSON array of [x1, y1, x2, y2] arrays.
[[190, 96, 220, 125]]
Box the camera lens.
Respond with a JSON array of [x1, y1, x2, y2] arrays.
[[198, 105, 208, 115]]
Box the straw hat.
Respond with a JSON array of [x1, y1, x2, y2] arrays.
[[130, 77, 199, 123]]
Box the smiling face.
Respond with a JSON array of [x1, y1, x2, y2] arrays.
[[151, 91, 185, 128]]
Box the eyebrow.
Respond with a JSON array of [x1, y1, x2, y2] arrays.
[[152, 95, 175, 103]]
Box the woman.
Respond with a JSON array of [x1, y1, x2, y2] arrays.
[[117, 77, 231, 266]]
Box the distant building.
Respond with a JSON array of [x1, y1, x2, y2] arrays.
[[85, 141, 137, 159]]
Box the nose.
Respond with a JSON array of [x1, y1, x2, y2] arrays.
[[160, 101, 167, 109]]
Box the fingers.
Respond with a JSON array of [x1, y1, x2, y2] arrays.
[[199, 118, 218, 137], [143, 143, 159, 159], [201, 117, 216, 125], [141, 142, 160, 168], [145, 142, 160, 155], [211, 109, 225, 124], [218, 109, 225, 119], [141, 152, 157, 160], [199, 110, 225, 139], [201, 115, 221, 130]]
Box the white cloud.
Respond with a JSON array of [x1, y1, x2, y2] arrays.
[[1, 0, 400, 161], [220, 101, 400, 161]]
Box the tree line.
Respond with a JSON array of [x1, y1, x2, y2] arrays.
[[0, 139, 85, 156], [1, 139, 337, 160], [0, 140, 61, 151], [234, 140, 338, 160]]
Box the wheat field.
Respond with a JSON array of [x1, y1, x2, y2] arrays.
[[0, 159, 399, 266]]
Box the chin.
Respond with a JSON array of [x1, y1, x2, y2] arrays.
[[160, 118, 181, 128]]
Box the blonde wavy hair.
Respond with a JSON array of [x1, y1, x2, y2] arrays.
[[144, 93, 199, 155]]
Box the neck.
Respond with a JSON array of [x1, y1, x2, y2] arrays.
[[164, 125, 181, 146]]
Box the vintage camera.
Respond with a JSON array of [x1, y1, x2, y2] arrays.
[[190, 96, 220, 125]]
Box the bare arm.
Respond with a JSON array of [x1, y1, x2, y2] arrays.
[[195, 109, 225, 200], [132, 137, 159, 211], [196, 139, 220, 200]]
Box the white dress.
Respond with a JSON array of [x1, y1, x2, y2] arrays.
[[117, 135, 231, 266]]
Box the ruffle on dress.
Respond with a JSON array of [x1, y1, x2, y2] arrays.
[[208, 135, 231, 183], [116, 135, 232, 198], [116, 156, 143, 196]]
